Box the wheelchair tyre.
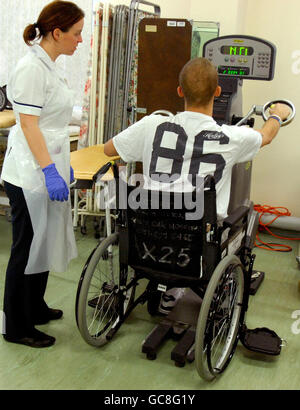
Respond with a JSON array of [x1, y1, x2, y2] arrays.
[[76, 233, 136, 347], [195, 255, 245, 381]]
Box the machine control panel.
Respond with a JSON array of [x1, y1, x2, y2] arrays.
[[203, 35, 276, 80]]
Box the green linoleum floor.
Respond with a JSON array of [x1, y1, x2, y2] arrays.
[[0, 213, 300, 390]]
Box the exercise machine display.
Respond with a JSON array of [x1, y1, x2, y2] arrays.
[[203, 34, 277, 126]]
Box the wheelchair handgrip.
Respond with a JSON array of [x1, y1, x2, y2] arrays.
[[204, 175, 216, 190], [93, 161, 114, 182], [223, 205, 249, 228]]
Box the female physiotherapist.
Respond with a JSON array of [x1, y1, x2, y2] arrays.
[[1, 1, 85, 348]]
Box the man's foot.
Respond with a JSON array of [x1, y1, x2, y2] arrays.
[[158, 288, 185, 315]]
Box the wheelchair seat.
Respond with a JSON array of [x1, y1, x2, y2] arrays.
[[120, 175, 249, 285]]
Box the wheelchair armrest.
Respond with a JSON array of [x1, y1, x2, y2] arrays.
[[223, 205, 249, 229]]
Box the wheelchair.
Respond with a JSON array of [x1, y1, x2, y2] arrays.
[[75, 100, 294, 381], [75, 164, 260, 381]]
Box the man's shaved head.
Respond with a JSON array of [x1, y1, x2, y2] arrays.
[[179, 58, 218, 107]]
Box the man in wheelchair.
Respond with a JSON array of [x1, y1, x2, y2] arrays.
[[75, 57, 290, 380], [104, 57, 290, 313]]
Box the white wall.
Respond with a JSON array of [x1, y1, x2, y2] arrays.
[[190, 0, 245, 35], [242, 0, 300, 217], [158, 0, 192, 19]]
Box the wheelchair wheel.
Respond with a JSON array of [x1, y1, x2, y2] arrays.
[[195, 255, 245, 381], [76, 233, 136, 347]]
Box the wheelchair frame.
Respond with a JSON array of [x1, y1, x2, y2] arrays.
[[75, 162, 258, 381]]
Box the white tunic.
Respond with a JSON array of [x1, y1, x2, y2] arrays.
[[1, 45, 77, 274], [113, 111, 262, 219]]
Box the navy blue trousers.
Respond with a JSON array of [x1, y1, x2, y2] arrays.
[[3, 181, 49, 338]]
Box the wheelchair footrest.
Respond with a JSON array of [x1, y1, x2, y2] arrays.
[[142, 320, 173, 360], [171, 327, 195, 367], [142, 321, 196, 366], [142, 290, 200, 366], [240, 326, 283, 356]]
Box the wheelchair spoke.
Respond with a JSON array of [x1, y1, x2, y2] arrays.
[[211, 322, 228, 369], [87, 270, 119, 337], [93, 296, 116, 337], [209, 272, 240, 368], [89, 292, 115, 333], [196, 256, 245, 381], [76, 233, 136, 347]]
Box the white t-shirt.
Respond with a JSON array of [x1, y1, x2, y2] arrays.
[[113, 111, 262, 218], [1, 45, 74, 186]]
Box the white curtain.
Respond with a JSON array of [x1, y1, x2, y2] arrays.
[[0, 0, 93, 106]]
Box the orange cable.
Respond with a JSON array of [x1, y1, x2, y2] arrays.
[[253, 204, 300, 252]]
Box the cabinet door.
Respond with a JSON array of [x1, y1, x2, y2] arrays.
[[137, 18, 192, 120]]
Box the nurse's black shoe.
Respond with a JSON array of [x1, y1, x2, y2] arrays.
[[3, 329, 55, 348], [34, 308, 63, 325]]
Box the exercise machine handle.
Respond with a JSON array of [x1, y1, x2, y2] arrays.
[[231, 115, 255, 128], [235, 99, 296, 127], [262, 99, 296, 126]]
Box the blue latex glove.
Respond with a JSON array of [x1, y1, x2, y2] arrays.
[[42, 163, 69, 202], [70, 166, 74, 184]]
